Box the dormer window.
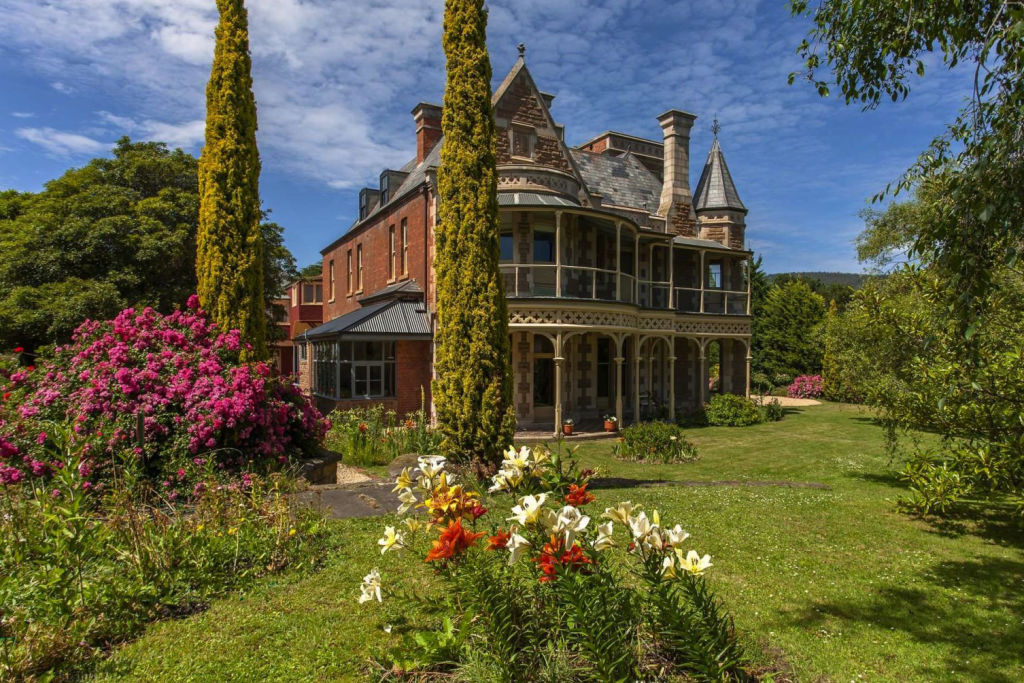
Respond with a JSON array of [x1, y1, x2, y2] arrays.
[[379, 171, 390, 205], [510, 125, 536, 159], [359, 192, 369, 220]]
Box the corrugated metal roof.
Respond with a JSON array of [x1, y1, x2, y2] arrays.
[[569, 149, 661, 213], [497, 192, 579, 207], [300, 300, 431, 340], [672, 235, 747, 251], [693, 139, 746, 212]]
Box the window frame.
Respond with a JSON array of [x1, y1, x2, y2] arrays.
[[400, 218, 409, 276], [329, 259, 335, 301], [346, 249, 353, 295], [388, 224, 396, 281], [356, 244, 364, 293]]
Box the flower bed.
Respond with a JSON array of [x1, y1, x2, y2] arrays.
[[359, 445, 748, 679], [614, 421, 700, 463], [0, 297, 327, 493]]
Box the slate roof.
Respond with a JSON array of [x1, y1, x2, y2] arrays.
[[358, 279, 423, 305], [569, 149, 661, 213], [693, 139, 746, 213], [299, 299, 431, 341]]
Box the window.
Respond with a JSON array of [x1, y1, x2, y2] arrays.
[[299, 342, 307, 361], [329, 260, 335, 300], [597, 337, 611, 399], [707, 261, 722, 289], [380, 171, 390, 205], [400, 218, 409, 276], [291, 285, 298, 307], [312, 340, 396, 399], [301, 283, 323, 304], [500, 229, 514, 262], [346, 250, 353, 294], [510, 125, 536, 159], [359, 191, 369, 220], [388, 225, 396, 280], [533, 225, 555, 262], [357, 245, 364, 292]]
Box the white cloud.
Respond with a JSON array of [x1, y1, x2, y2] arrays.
[[11, 112, 34, 118], [50, 81, 73, 94], [98, 111, 206, 150], [16, 127, 109, 156]]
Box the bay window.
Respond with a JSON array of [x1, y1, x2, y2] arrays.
[[312, 340, 397, 399]]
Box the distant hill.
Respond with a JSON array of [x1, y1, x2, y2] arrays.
[[769, 272, 868, 289]]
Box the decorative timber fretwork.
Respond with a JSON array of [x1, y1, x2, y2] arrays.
[[507, 304, 750, 337]]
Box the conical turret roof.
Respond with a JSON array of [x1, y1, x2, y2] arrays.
[[693, 138, 746, 213]]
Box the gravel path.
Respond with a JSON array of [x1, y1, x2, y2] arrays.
[[755, 395, 822, 406]]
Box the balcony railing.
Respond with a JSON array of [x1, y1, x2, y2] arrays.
[[673, 287, 749, 315], [499, 265, 749, 315]]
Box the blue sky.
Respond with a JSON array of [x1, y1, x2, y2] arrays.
[[0, 0, 971, 274]]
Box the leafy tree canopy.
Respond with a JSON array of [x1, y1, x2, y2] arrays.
[[757, 279, 826, 380], [0, 138, 295, 352], [791, 0, 1024, 320], [298, 262, 323, 279]]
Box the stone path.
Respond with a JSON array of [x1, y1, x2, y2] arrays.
[[755, 395, 822, 407]]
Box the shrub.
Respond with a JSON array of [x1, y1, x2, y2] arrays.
[[758, 397, 785, 423], [0, 298, 327, 494], [771, 372, 794, 389], [751, 372, 773, 395], [704, 394, 763, 427], [788, 374, 824, 399], [360, 447, 748, 680], [323, 403, 441, 467], [613, 422, 699, 464], [0, 427, 337, 680]]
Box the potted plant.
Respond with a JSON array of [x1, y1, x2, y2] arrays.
[[562, 418, 575, 436], [603, 414, 618, 432]]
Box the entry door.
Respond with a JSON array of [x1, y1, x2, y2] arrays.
[[533, 334, 555, 423]]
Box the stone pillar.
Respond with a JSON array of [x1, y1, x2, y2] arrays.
[[614, 356, 624, 425], [745, 347, 752, 398], [555, 211, 563, 298], [554, 331, 564, 436], [699, 250, 706, 313], [633, 335, 641, 424], [668, 353, 676, 422], [698, 342, 707, 406], [615, 222, 622, 301]]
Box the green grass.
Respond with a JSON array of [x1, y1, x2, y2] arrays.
[[93, 403, 1024, 682]]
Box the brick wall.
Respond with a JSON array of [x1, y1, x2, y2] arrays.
[[321, 189, 431, 322]]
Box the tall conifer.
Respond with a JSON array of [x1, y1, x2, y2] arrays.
[[433, 0, 514, 463], [197, 0, 266, 359]]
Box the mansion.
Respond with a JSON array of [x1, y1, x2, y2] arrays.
[[294, 55, 752, 434]]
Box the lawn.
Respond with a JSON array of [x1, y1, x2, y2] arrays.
[[93, 403, 1024, 682]]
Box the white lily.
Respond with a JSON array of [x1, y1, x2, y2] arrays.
[[503, 445, 532, 470], [417, 455, 446, 480], [507, 532, 531, 565], [593, 520, 615, 550], [377, 526, 405, 554], [677, 549, 713, 575], [487, 473, 509, 493], [666, 524, 690, 546], [553, 504, 591, 545], [662, 554, 678, 578], [508, 493, 548, 526], [403, 518, 424, 533], [532, 447, 550, 465], [396, 488, 418, 515], [500, 466, 524, 488], [627, 511, 653, 539], [358, 568, 383, 604], [603, 501, 641, 526]]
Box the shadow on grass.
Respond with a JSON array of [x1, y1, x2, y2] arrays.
[[591, 477, 830, 491], [844, 469, 909, 490], [784, 555, 1024, 682], [915, 501, 1024, 549]]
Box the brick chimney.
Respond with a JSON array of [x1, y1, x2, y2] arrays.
[[412, 102, 443, 164], [657, 109, 698, 236]]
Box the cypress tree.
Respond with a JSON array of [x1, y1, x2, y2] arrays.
[[433, 0, 515, 464], [197, 0, 266, 359]]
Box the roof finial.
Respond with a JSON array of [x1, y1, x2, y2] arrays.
[[517, 43, 526, 59], [711, 115, 720, 139]]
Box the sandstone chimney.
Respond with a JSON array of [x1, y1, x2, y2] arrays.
[[657, 109, 697, 236], [412, 102, 443, 164]]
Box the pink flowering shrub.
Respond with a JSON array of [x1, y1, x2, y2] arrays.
[[0, 296, 327, 490], [788, 374, 824, 399]]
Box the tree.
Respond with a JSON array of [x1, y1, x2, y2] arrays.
[[757, 280, 826, 380], [432, 0, 515, 464], [197, 0, 266, 360], [0, 140, 296, 353], [790, 0, 1024, 321], [298, 263, 323, 279]]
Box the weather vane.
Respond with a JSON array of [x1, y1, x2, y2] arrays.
[[518, 43, 526, 59], [711, 115, 720, 138]]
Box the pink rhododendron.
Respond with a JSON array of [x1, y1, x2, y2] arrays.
[[0, 301, 327, 491], [788, 375, 824, 399]]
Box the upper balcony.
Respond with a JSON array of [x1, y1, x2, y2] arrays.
[[498, 208, 750, 315]]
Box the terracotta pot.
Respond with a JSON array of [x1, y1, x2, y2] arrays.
[[562, 424, 574, 436], [603, 420, 617, 432]]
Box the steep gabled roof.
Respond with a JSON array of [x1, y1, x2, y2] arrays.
[[693, 139, 746, 213]]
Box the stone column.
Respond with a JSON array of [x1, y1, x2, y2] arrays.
[[633, 335, 641, 424], [615, 222, 622, 301], [699, 250, 706, 313], [553, 331, 564, 436], [698, 342, 707, 406], [614, 356, 624, 425], [555, 211, 563, 298], [668, 353, 676, 422], [745, 347, 753, 398]]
